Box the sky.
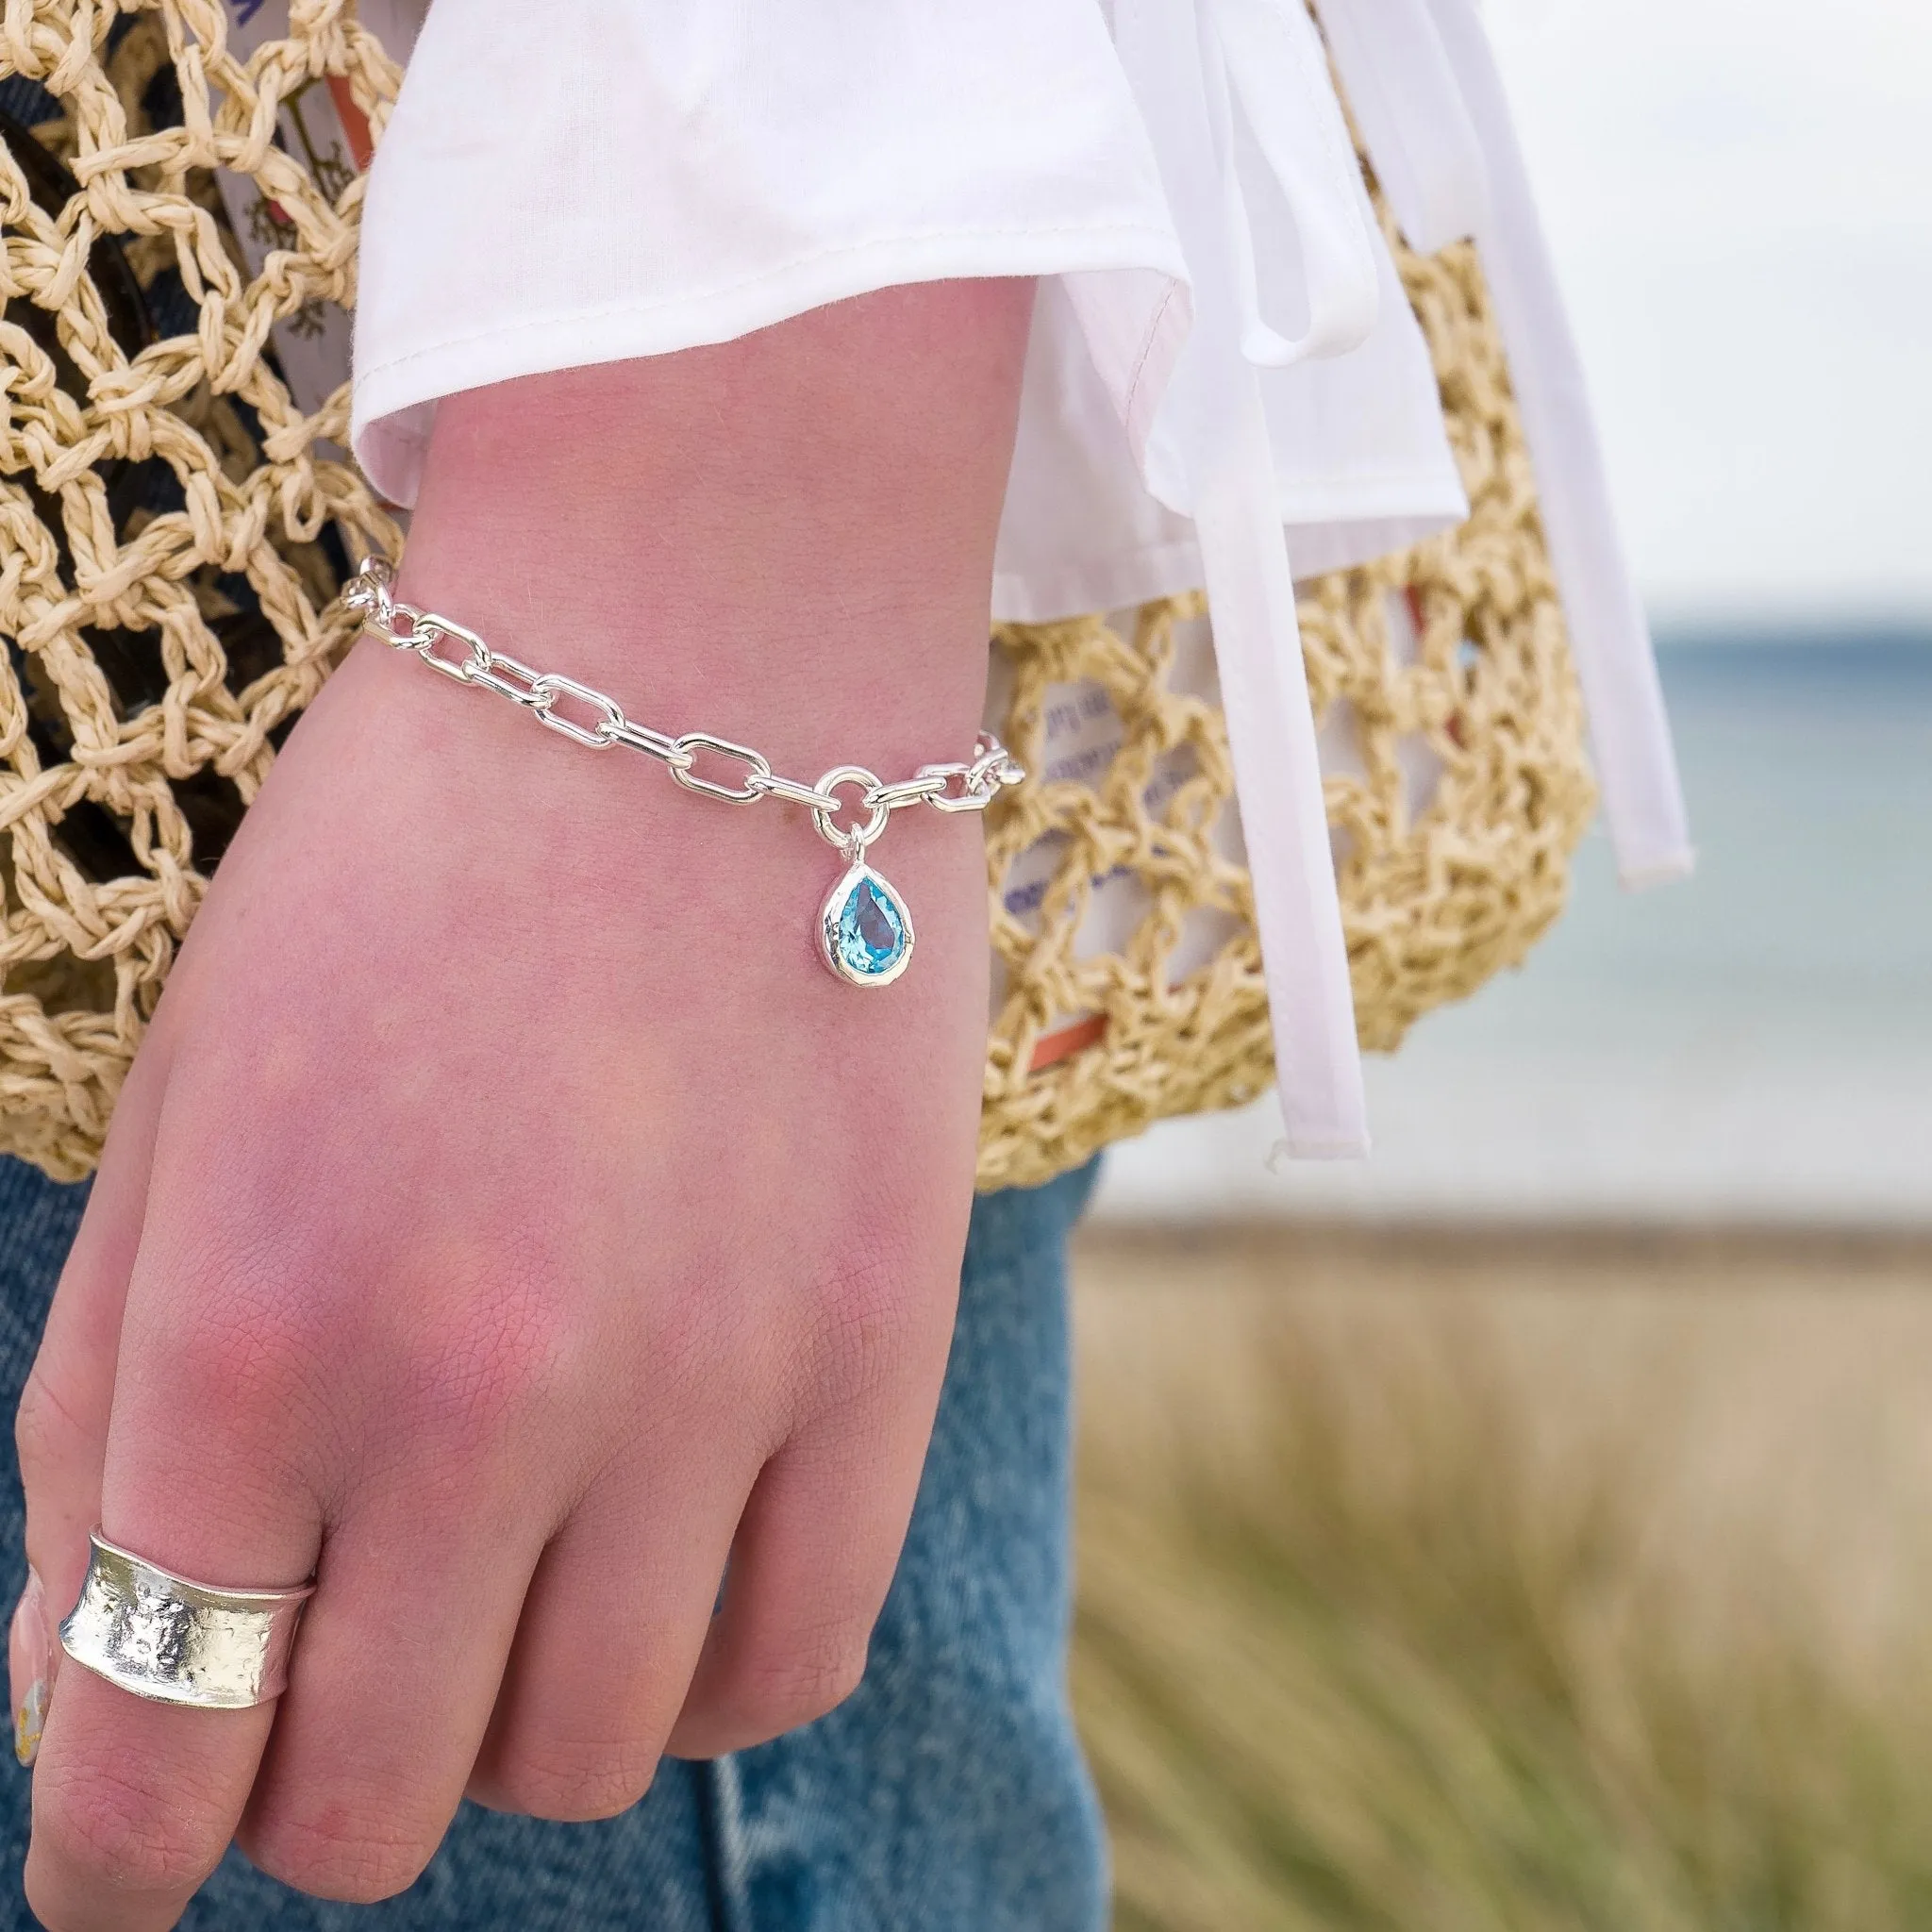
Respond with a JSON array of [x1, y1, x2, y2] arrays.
[[1482, 0, 1932, 628]]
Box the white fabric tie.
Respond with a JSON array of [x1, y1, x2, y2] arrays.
[[1319, 0, 1694, 888], [1313, 0, 1488, 254], [1118, 0, 1383, 1157]]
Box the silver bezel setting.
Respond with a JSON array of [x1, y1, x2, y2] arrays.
[[819, 860, 915, 988]]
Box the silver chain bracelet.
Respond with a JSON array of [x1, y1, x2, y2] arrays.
[[340, 557, 1023, 988]]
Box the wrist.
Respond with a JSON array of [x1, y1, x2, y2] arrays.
[[336, 557, 1015, 994], [393, 282, 1034, 781]]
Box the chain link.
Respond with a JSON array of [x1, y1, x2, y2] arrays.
[[808, 766, 892, 855], [341, 557, 1024, 844], [748, 771, 845, 812], [668, 732, 772, 802]]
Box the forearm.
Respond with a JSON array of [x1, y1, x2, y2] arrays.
[[398, 278, 1035, 770]]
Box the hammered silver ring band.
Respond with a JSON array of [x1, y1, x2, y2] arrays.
[[58, 1530, 315, 1710]]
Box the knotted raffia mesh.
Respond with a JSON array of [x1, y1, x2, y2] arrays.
[[976, 215, 1597, 1190], [0, 1, 398, 1178], [0, 1, 1593, 1191]]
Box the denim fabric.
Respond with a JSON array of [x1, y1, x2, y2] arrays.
[[0, 1156, 1106, 1930]]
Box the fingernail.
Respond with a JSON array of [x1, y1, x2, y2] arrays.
[[10, 1569, 49, 1768]]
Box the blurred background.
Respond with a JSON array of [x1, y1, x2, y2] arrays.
[[1070, 2, 1932, 1923]]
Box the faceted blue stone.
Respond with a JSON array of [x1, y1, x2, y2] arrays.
[[836, 873, 908, 977]]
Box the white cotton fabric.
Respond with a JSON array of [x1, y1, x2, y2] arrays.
[[351, 0, 1467, 592], [350, 0, 1689, 1159]]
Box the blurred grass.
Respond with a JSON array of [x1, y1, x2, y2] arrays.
[[1069, 1225, 1932, 1931]]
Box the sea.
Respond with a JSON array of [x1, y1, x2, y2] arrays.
[[1095, 634, 1932, 1227]]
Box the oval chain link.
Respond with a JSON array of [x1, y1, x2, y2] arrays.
[[341, 558, 1023, 848], [669, 733, 772, 802]]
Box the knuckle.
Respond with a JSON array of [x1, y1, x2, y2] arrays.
[[391, 1279, 569, 1467], [243, 1805, 434, 1904], [733, 1637, 870, 1740], [148, 1242, 573, 1489], [34, 1758, 229, 1896], [142, 1281, 330, 1461], [488, 1739, 658, 1823], [799, 1241, 928, 1407]]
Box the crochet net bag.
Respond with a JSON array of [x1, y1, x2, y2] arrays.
[[976, 214, 1596, 1189], [0, 1, 1594, 1189]]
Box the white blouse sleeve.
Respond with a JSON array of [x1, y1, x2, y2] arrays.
[[350, 0, 1689, 1162], [350, 0, 1191, 504]]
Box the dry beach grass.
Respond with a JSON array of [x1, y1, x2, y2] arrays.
[[1070, 1224, 1932, 1930]]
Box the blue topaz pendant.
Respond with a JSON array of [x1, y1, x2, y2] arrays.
[[819, 859, 915, 987]]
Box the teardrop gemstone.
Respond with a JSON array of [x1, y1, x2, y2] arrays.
[[820, 862, 914, 985]]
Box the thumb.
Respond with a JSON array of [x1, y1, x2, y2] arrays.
[[12, 1038, 171, 1765]]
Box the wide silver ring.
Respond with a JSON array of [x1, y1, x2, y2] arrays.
[[58, 1530, 315, 1710]]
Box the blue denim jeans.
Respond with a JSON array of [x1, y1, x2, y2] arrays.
[[0, 1157, 1106, 1929]]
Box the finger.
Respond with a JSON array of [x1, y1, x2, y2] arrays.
[[237, 1487, 542, 1901], [9, 1563, 50, 1767], [25, 1246, 323, 1930], [665, 1393, 937, 1760], [467, 1447, 752, 1820], [13, 1037, 174, 1760], [28, 1669, 278, 1932]]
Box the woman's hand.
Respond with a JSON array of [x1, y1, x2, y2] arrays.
[[12, 279, 1033, 1929]]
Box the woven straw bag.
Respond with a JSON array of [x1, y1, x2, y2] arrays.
[[0, 1, 1594, 1189]]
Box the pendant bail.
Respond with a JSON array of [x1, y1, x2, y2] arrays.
[[810, 765, 891, 858]]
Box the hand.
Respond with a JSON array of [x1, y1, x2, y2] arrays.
[[12, 279, 1033, 1927]]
